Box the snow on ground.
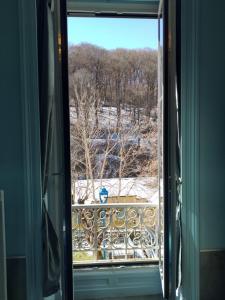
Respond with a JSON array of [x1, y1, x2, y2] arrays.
[[72, 177, 159, 205], [70, 105, 158, 206], [70, 105, 150, 129]]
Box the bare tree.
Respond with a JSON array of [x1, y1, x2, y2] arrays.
[[69, 43, 158, 203]]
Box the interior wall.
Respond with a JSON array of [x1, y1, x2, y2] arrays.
[[199, 0, 225, 250], [180, 0, 225, 299], [0, 1, 42, 300], [181, 0, 225, 299], [0, 1, 26, 257], [198, 2, 225, 298]]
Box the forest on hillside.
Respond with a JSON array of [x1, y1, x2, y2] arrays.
[[68, 43, 158, 199]]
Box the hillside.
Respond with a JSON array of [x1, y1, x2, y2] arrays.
[[68, 43, 158, 201]]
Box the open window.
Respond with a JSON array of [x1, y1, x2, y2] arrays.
[[36, 0, 73, 299], [67, 1, 179, 297], [68, 15, 160, 266], [36, 0, 180, 299], [158, 0, 181, 298]]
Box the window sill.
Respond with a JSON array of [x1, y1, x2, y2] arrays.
[[73, 264, 162, 299]]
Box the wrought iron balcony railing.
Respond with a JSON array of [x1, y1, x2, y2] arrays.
[[72, 203, 159, 264]]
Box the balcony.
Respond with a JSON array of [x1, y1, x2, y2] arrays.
[[72, 203, 159, 265]]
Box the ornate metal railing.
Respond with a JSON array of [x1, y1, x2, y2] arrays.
[[72, 203, 159, 264]]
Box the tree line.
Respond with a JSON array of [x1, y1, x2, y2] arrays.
[[68, 43, 158, 129]]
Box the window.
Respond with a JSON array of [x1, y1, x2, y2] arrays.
[[67, 16, 161, 265]]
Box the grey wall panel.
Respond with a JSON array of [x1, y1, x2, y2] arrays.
[[200, 250, 225, 300], [0, 191, 7, 300], [7, 257, 27, 300]]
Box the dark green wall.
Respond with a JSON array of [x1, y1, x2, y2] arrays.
[[0, 1, 43, 299], [199, 0, 225, 250], [1, 0, 225, 299], [0, 1, 26, 256]]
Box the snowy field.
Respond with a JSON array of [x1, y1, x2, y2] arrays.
[[70, 105, 150, 127], [72, 177, 159, 205]]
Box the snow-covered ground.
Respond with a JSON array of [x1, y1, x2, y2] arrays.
[[72, 177, 159, 205], [70, 105, 159, 205], [70, 105, 152, 129]]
